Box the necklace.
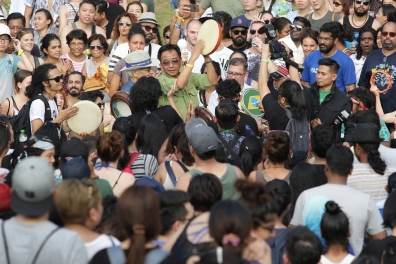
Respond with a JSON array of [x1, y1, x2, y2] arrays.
[[351, 14, 368, 28]]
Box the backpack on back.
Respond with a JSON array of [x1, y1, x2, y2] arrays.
[[11, 95, 52, 147], [284, 108, 310, 161]]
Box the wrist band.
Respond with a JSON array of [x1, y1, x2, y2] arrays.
[[174, 24, 181, 29], [176, 15, 185, 22], [186, 64, 194, 68], [18, 49, 24, 56], [260, 58, 269, 63]]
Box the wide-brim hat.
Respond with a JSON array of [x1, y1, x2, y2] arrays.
[[352, 123, 383, 143], [121, 50, 160, 71], [138, 12, 161, 27]]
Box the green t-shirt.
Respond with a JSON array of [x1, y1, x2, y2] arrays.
[[199, 0, 245, 18], [93, 178, 114, 198], [319, 90, 331, 104], [305, 11, 341, 31]]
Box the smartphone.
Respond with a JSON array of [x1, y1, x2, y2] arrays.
[[189, 4, 199, 12]]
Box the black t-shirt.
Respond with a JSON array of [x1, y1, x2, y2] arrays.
[[105, 22, 113, 39], [360, 236, 396, 261], [262, 93, 290, 130], [106, 3, 125, 30], [208, 112, 259, 137], [129, 105, 183, 133], [227, 44, 249, 52], [312, 164, 328, 185]]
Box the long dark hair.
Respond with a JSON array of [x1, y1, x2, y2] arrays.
[[278, 80, 307, 120], [25, 64, 57, 99], [165, 123, 194, 166], [135, 114, 167, 159], [358, 142, 386, 175], [238, 136, 263, 177], [356, 27, 378, 60]]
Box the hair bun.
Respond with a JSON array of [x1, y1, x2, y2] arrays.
[[325, 201, 340, 215]]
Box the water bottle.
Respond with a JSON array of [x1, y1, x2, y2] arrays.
[[19, 129, 27, 143]]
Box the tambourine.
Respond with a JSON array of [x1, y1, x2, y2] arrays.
[[110, 91, 134, 118], [241, 88, 263, 117], [370, 70, 392, 94], [197, 20, 223, 55], [67, 101, 102, 134], [195, 106, 214, 125]]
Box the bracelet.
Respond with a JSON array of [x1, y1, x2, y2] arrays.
[[205, 60, 212, 63], [176, 15, 184, 22], [18, 49, 24, 56], [174, 24, 181, 29], [186, 63, 194, 68], [260, 58, 269, 63]]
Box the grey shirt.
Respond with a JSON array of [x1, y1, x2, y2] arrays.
[[0, 218, 88, 264]]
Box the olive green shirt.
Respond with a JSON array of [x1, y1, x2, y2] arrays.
[[157, 72, 212, 119], [200, 0, 245, 18]]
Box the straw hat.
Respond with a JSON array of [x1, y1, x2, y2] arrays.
[[120, 50, 160, 72]]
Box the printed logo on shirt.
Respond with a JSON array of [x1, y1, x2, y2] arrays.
[[370, 60, 396, 92], [311, 67, 318, 74]]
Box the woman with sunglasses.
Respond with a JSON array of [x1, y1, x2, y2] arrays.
[[376, 4, 396, 25], [82, 34, 110, 82], [108, 12, 136, 59], [15, 28, 44, 72], [163, 25, 171, 45], [33, 9, 53, 58], [42, 34, 75, 79], [332, 0, 350, 17], [126, 1, 143, 20]]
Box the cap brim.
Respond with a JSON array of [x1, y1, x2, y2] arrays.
[[11, 192, 53, 217]]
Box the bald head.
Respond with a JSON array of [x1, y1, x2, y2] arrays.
[[381, 21, 396, 51], [185, 20, 202, 48]]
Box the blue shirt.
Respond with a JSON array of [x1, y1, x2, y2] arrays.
[[302, 50, 356, 93]]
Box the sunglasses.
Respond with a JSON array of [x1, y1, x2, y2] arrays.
[[48, 75, 64, 83], [249, 29, 263, 34], [89, 44, 104, 50], [143, 25, 158, 33], [162, 59, 179, 67], [333, 1, 342, 6], [165, 34, 170, 39], [118, 21, 132, 27], [355, 0, 370, 5], [291, 25, 304, 31], [382, 31, 396, 37], [97, 102, 105, 108], [232, 30, 247, 36]]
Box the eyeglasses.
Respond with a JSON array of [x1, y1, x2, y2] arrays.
[[0, 37, 9, 43], [161, 59, 180, 67], [118, 21, 132, 27], [165, 34, 170, 39], [333, 1, 342, 6], [232, 30, 247, 36], [382, 31, 396, 37], [89, 44, 104, 50], [227, 71, 245, 77], [249, 29, 263, 35], [317, 36, 334, 42], [142, 25, 158, 33], [355, 0, 370, 5], [48, 75, 64, 83], [291, 25, 304, 31], [70, 42, 85, 47], [97, 102, 105, 108]]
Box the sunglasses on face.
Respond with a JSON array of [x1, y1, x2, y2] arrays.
[[48, 75, 64, 83], [162, 59, 180, 67], [291, 25, 304, 31], [143, 25, 158, 33], [165, 34, 170, 39], [333, 1, 342, 6], [118, 21, 132, 27], [97, 102, 105, 108], [355, 0, 370, 5], [232, 29, 247, 36], [382, 31, 396, 37], [89, 44, 104, 50], [249, 29, 262, 35]]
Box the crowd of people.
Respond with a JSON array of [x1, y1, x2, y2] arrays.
[[0, 0, 396, 263]]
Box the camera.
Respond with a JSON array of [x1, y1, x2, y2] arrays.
[[331, 110, 350, 128], [258, 24, 288, 60]]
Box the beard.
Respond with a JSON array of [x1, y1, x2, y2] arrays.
[[382, 42, 394, 50], [68, 87, 81, 97], [232, 36, 246, 47], [354, 7, 368, 17], [319, 43, 334, 54]]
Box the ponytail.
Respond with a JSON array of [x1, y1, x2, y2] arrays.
[[291, 88, 307, 120], [359, 142, 386, 175]]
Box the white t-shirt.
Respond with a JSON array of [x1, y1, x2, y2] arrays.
[[207, 83, 252, 115], [209, 46, 234, 80], [278, 35, 305, 65], [290, 183, 384, 256], [10, 0, 26, 14], [320, 254, 355, 264], [29, 95, 58, 135], [85, 234, 121, 260]]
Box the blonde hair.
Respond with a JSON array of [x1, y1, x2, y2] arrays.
[[55, 179, 101, 225]]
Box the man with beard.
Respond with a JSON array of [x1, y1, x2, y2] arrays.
[[138, 12, 161, 60], [359, 22, 396, 114], [66, 72, 85, 106], [228, 16, 249, 52], [279, 16, 310, 64], [339, 0, 381, 50], [302, 22, 356, 93], [304, 0, 341, 31]]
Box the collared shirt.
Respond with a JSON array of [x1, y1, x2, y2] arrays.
[[157, 72, 212, 119]]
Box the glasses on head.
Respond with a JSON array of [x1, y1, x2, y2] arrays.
[[70, 42, 85, 48], [232, 29, 247, 36], [291, 25, 304, 31], [143, 25, 158, 33], [162, 59, 180, 67], [355, 0, 370, 5], [118, 21, 132, 27], [89, 44, 104, 50], [165, 34, 170, 39], [382, 31, 396, 37], [333, 1, 342, 6], [227, 71, 245, 77], [97, 102, 105, 108], [0, 37, 9, 43], [317, 36, 334, 42], [48, 75, 64, 83], [249, 29, 262, 35]]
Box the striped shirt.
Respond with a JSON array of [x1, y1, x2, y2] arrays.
[[130, 153, 158, 179], [347, 163, 396, 203]]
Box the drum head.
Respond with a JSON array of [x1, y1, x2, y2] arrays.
[[241, 88, 263, 117], [195, 106, 214, 125], [67, 101, 102, 134], [197, 20, 222, 56], [110, 91, 133, 118]]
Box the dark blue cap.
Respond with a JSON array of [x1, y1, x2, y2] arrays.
[[61, 157, 91, 180]]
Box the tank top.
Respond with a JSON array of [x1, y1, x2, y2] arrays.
[[255, 170, 292, 184], [66, 3, 80, 25], [343, 15, 375, 48], [61, 53, 87, 72], [188, 164, 240, 200]]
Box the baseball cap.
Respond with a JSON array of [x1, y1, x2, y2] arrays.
[[230, 17, 249, 29], [185, 119, 219, 155], [0, 183, 11, 212], [270, 64, 290, 79], [59, 138, 89, 169], [0, 24, 11, 39], [135, 177, 165, 194], [199, 13, 223, 26], [61, 157, 91, 180], [11, 157, 55, 217]]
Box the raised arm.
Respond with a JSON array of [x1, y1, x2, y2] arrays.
[[24, 6, 34, 27], [59, 5, 69, 32], [371, 85, 396, 123], [257, 44, 271, 99]]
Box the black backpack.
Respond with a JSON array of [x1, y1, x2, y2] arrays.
[[11, 95, 52, 147], [284, 108, 310, 161]]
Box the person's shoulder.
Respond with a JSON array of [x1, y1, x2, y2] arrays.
[[305, 50, 321, 62], [366, 49, 382, 58]]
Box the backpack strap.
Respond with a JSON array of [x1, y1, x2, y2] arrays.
[[1, 221, 10, 264], [6, 98, 11, 116], [11, 96, 19, 112], [31, 227, 61, 264], [176, 160, 189, 173], [72, 22, 78, 30], [32, 95, 53, 122], [69, 3, 78, 15], [165, 161, 177, 186], [307, 13, 311, 20], [217, 134, 241, 166], [92, 23, 96, 35]]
